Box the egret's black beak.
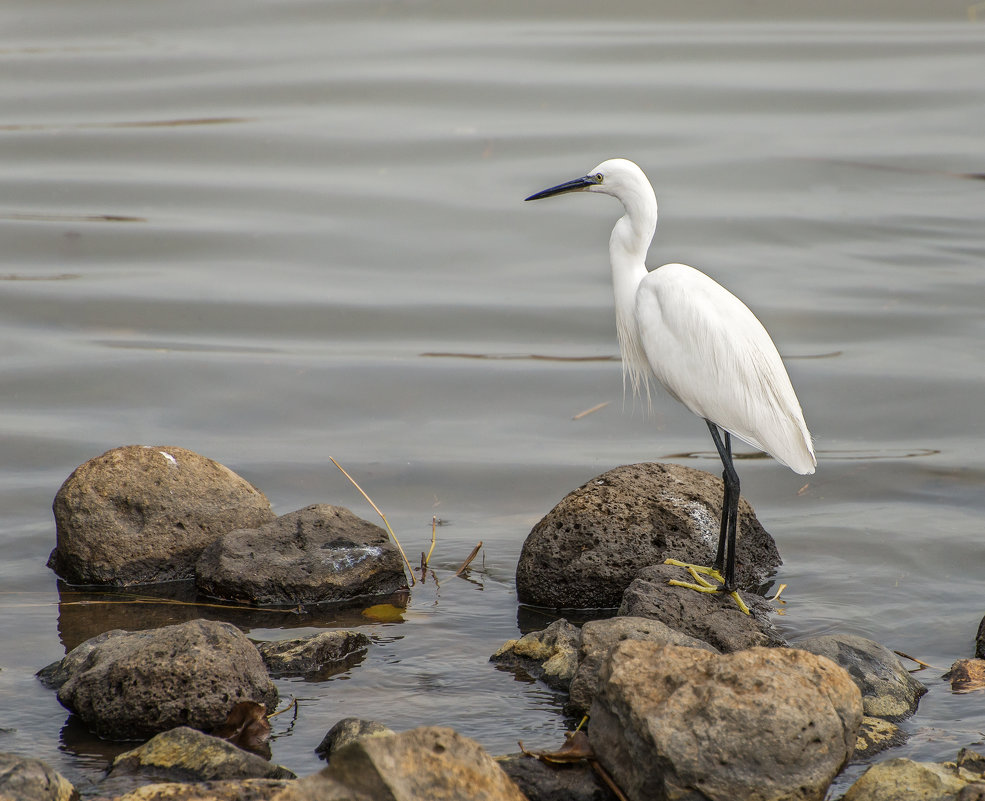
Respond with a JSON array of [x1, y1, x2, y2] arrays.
[[524, 174, 600, 202]]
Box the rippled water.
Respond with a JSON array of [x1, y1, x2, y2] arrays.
[[1, 0, 983, 794]]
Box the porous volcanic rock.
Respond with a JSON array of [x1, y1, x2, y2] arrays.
[[315, 718, 395, 761], [490, 619, 581, 691], [795, 633, 927, 721], [48, 445, 274, 585], [196, 504, 406, 607], [52, 619, 277, 739], [589, 640, 862, 801], [516, 462, 779, 609], [619, 562, 785, 652], [255, 630, 371, 679], [568, 615, 717, 715]]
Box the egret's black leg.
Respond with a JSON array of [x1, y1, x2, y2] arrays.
[[705, 420, 740, 592]]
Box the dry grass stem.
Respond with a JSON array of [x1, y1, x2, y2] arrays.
[[330, 457, 416, 587], [454, 542, 483, 577], [572, 401, 610, 420]]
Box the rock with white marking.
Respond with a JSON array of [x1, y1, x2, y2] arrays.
[[49, 445, 275, 586], [196, 504, 407, 607], [516, 462, 780, 609]]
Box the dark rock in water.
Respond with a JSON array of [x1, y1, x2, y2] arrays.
[[498, 754, 619, 801], [51, 619, 277, 740], [795, 633, 927, 721], [490, 619, 581, 691], [315, 718, 395, 761], [568, 616, 717, 715], [977, 614, 985, 659], [589, 640, 862, 801], [619, 563, 785, 652], [0, 752, 77, 801], [256, 630, 371, 680], [295, 726, 527, 800], [195, 504, 407, 607], [515, 462, 780, 609], [853, 716, 908, 761], [48, 445, 274, 586], [104, 726, 295, 793]]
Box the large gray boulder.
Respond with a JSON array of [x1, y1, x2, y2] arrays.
[[196, 504, 406, 607], [795, 634, 926, 721], [589, 640, 862, 801], [0, 752, 77, 801], [51, 619, 277, 739], [619, 563, 785, 652], [568, 616, 717, 715], [48, 445, 274, 585], [516, 463, 780, 609]]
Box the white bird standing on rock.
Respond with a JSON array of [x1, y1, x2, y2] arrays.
[[525, 158, 815, 613]]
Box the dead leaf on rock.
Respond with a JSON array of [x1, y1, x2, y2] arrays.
[[518, 730, 594, 764], [213, 701, 272, 758], [943, 659, 985, 693]]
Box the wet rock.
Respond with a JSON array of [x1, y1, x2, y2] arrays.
[[0, 752, 77, 801], [568, 615, 717, 715], [113, 778, 296, 800], [196, 504, 406, 607], [795, 633, 927, 721], [48, 445, 274, 586], [590, 640, 862, 801], [944, 658, 985, 693], [256, 630, 371, 679], [490, 619, 581, 691], [101, 726, 294, 797], [618, 563, 785, 652], [841, 757, 973, 801], [53, 619, 277, 739], [315, 718, 395, 761], [283, 726, 527, 801], [976, 615, 985, 659], [515, 462, 780, 609], [854, 716, 908, 760], [498, 754, 619, 801]]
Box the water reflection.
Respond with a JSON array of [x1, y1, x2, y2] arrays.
[[55, 582, 409, 653]]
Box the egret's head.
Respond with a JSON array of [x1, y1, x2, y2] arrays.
[[524, 158, 652, 207]]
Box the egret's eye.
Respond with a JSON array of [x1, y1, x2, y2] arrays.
[[595, 173, 604, 182]]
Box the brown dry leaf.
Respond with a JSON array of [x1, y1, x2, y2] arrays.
[[213, 700, 272, 757], [943, 658, 985, 693], [518, 730, 595, 764]]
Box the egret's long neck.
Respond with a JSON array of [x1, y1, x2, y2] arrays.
[[608, 187, 657, 402]]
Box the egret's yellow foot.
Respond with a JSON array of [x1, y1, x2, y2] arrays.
[[663, 558, 751, 615]]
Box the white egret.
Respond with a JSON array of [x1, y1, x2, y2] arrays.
[[525, 158, 815, 611]]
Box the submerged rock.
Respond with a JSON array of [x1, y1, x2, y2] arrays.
[[619, 563, 785, 652], [589, 640, 862, 801], [0, 752, 77, 801], [104, 726, 295, 794], [196, 504, 407, 607], [51, 619, 277, 739], [515, 462, 780, 609], [840, 753, 985, 801], [795, 633, 927, 721], [315, 718, 395, 761], [568, 615, 717, 715], [854, 716, 908, 760], [490, 619, 581, 691], [255, 630, 371, 679], [285, 726, 527, 801], [48, 445, 274, 586]]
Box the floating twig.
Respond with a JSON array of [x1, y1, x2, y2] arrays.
[[573, 401, 610, 420], [330, 457, 416, 587]]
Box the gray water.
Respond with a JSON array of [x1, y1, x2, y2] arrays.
[[1, 0, 983, 795]]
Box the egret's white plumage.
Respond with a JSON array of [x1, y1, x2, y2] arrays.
[[525, 157, 815, 594]]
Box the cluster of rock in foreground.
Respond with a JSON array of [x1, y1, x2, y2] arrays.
[[8, 449, 985, 801]]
